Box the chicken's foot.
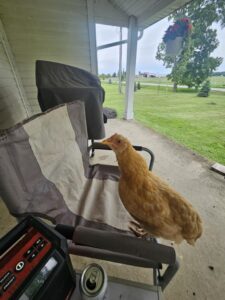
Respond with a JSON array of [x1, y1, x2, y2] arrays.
[[129, 220, 149, 238]]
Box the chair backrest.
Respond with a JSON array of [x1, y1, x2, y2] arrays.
[[0, 101, 132, 233], [35, 60, 105, 140], [0, 101, 89, 224], [36, 60, 102, 89]]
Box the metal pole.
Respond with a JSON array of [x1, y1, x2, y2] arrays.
[[118, 27, 123, 94]]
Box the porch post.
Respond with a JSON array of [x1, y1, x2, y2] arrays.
[[87, 0, 98, 75], [124, 15, 138, 120]]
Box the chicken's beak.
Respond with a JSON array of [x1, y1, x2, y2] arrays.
[[102, 134, 118, 149], [102, 138, 111, 145], [101, 138, 113, 149]]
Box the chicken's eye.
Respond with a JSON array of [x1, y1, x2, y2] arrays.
[[117, 140, 121, 144]]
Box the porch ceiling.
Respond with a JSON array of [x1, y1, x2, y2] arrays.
[[96, 0, 192, 29]]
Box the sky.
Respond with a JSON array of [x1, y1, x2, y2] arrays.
[[96, 18, 225, 75]]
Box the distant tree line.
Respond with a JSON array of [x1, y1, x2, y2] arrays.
[[211, 71, 225, 76], [99, 70, 126, 80]]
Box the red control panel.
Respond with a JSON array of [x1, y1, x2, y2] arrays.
[[0, 227, 52, 300]]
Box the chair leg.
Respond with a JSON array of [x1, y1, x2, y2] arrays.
[[90, 139, 95, 158]]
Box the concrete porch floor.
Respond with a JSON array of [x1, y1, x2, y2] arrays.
[[1, 118, 225, 300]]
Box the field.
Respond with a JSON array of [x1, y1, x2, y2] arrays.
[[105, 76, 225, 88], [102, 83, 225, 165]]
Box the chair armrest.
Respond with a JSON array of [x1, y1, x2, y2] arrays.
[[73, 226, 175, 265], [55, 224, 179, 290], [91, 142, 155, 171]]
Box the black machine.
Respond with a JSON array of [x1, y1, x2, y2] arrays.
[[0, 216, 75, 300]]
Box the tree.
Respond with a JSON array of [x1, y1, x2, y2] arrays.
[[156, 0, 224, 91], [99, 73, 106, 80], [156, 36, 193, 91], [177, 27, 222, 89]]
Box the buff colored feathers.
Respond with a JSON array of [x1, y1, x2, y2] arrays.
[[102, 133, 202, 245]]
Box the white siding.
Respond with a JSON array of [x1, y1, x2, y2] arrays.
[[0, 28, 28, 129], [0, 0, 91, 114]]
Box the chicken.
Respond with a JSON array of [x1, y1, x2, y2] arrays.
[[102, 133, 203, 245]]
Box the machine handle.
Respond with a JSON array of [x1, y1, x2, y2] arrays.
[[55, 224, 74, 240]]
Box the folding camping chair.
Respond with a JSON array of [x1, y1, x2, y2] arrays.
[[0, 101, 179, 295]]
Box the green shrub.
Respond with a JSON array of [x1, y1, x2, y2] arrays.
[[198, 80, 211, 97]]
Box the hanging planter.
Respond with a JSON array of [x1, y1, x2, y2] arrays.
[[162, 18, 192, 57], [165, 36, 183, 57]]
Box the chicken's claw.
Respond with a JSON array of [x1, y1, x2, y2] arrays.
[[129, 220, 149, 238]]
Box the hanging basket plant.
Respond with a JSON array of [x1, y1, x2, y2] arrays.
[[163, 18, 193, 57]]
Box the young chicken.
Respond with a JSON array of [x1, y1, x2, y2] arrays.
[[102, 133, 203, 245]]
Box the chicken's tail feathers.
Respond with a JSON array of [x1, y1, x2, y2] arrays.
[[186, 239, 195, 246], [184, 213, 203, 246], [195, 214, 203, 238]]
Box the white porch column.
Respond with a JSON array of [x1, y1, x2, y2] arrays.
[[124, 15, 138, 120], [87, 0, 98, 75]]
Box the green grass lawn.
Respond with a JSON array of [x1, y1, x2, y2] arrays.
[[103, 83, 225, 165]]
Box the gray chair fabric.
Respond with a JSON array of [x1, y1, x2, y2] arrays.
[[0, 101, 132, 233], [36, 60, 105, 140]]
